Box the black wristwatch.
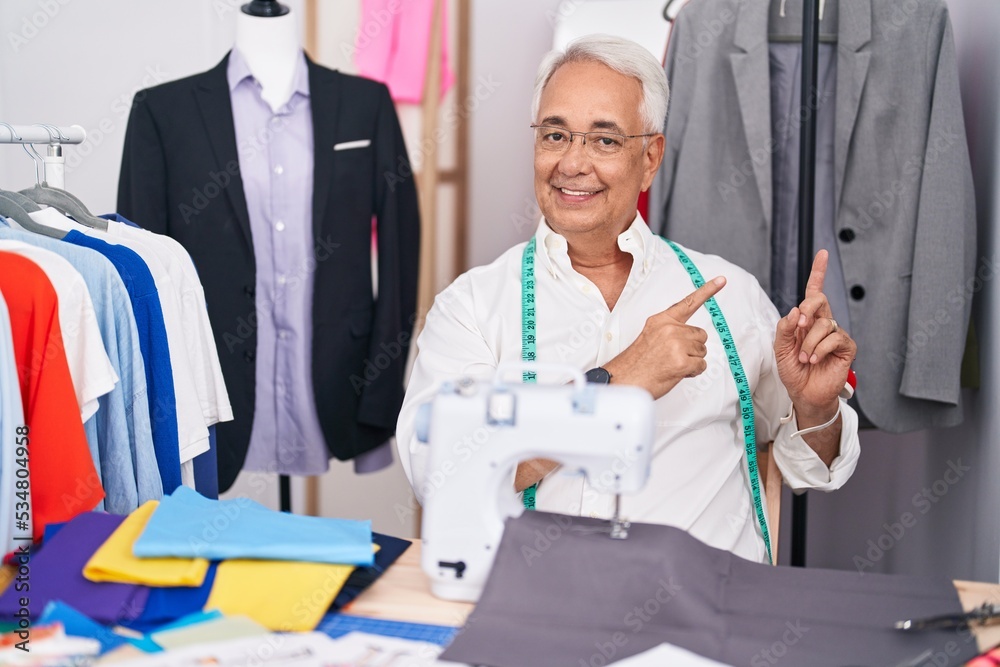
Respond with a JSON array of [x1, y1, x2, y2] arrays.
[[585, 367, 612, 384]]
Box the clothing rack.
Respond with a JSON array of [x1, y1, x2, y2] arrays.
[[791, 0, 822, 569], [0, 124, 87, 190]]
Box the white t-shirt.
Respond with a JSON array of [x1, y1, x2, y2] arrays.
[[397, 214, 861, 563], [0, 239, 118, 422], [105, 220, 233, 426]]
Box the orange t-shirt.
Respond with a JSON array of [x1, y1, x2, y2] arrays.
[[0, 252, 104, 539]]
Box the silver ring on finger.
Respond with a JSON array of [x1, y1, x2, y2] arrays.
[[830, 318, 839, 333]]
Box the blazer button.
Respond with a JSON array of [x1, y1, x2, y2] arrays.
[[838, 228, 856, 243], [850, 285, 866, 300], [244, 350, 255, 362], [244, 285, 255, 299]]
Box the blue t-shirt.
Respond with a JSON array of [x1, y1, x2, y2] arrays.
[[63, 231, 181, 493]]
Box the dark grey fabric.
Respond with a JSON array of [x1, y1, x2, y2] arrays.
[[441, 511, 977, 667], [768, 42, 850, 334]]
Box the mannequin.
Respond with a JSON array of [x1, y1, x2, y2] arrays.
[[234, 0, 300, 111], [118, 0, 421, 500]]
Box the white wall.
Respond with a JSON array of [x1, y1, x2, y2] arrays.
[[466, 0, 566, 267], [0, 0, 309, 209]]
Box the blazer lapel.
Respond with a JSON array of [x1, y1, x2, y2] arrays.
[[834, 0, 872, 209], [729, 0, 773, 229], [194, 53, 253, 249], [307, 57, 342, 242]]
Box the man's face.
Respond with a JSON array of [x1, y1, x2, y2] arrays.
[[533, 60, 664, 239]]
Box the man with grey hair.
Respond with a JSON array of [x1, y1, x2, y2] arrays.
[[396, 35, 860, 564]]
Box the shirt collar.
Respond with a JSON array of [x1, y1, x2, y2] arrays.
[[227, 48, 310, 100], [533, 212, 656, 280]]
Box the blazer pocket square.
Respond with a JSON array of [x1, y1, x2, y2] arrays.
[[333, 139, 372, 151]]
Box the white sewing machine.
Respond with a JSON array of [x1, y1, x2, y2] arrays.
[[415, 364, 655, 602]]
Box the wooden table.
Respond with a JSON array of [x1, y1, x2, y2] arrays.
[[346, 543, 1000, 652]]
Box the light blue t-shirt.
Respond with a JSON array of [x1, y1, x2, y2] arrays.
[[0, 220, 163, 512], [0, 291, 27, 552]]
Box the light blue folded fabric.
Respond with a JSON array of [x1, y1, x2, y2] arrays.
[[132, 487, 374, 566]]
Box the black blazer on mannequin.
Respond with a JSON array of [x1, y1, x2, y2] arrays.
[[118, 53, 420, 492]]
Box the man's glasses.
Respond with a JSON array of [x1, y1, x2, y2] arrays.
[[530, 125, 657, 158]]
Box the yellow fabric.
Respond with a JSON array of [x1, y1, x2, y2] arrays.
[[83, 501, 209, 587], [205, 559, 354, 632]]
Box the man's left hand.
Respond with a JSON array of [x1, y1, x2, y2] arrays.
[[774, 250, 857, 419]]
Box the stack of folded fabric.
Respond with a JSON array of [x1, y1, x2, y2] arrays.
[[0, 487, 410, 660]]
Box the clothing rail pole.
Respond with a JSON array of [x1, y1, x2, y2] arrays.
[[791, 0, 821, 569], [0, 124, 86, 144], [0, 124, 86, 189], [280, 475, 292, 513]]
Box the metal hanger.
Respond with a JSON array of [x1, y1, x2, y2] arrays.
[[0, 123, 64, 239], [18, 124, 108, 231], [663, 0, 685, 22]]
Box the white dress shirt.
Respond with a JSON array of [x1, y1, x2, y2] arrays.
[[397, 214, 860, 563]]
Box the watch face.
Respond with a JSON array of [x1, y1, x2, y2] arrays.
[[585, 367, 611, 384]]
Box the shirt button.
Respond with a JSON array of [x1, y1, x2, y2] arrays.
[[850, 285, 866, 300], [582, 285, 591, 294], [838, 228, 856, 243], [275, 221, 286, 232], [605, 332, 613, 342], [278, 330, 289, 340], [243, 350, 255, 362], [276, 274, 287, 286], [274, 165, 284, 175], [270, 116, 280, 125]]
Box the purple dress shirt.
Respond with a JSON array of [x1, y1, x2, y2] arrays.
[[228, 50, 392, 476]]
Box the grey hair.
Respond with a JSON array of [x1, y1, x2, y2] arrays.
[[531, 34, 669, 134]]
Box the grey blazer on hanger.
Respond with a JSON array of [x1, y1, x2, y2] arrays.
[[650, 0, 976, 433]]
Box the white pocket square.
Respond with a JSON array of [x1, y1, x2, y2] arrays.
[[333, 139, 371, 151]]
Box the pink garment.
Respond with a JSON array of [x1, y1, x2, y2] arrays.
[[354, 0, 456, 104]]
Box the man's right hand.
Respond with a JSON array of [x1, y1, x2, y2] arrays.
[[604, 276, 726, 400]]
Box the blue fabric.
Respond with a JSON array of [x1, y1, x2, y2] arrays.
[[63, 230, 181, 493], [134, 486, 375, 565], [152, 609, 223, 633], [331, 532, 411, 610], [38, 601, 130, 655], [0, 223, 162, 513], [193, 425, 219, 499], [317, 615, 459, 645], [0, 292, 25, 552], [122, 562, 218, 634]]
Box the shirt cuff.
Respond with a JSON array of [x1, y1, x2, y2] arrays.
[[772, 398, 860, 491]]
